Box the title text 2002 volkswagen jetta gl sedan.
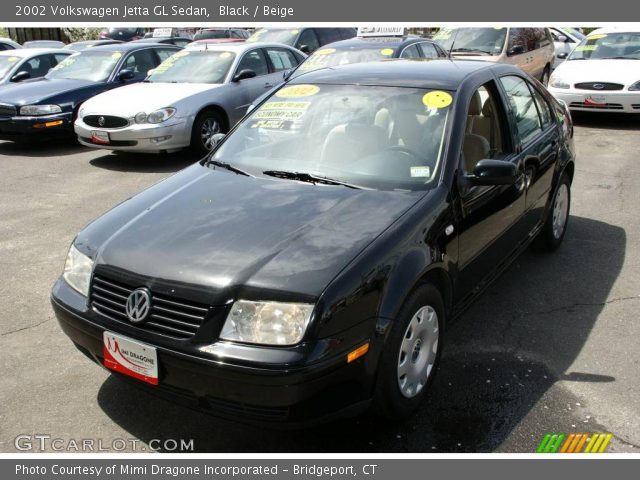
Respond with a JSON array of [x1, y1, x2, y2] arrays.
[[52, 59, 575, 425]]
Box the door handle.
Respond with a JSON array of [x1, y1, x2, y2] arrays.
[[264, 83, 273, 88]]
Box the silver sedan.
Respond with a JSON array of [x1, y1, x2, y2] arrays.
[[74, 42, 306, 154]]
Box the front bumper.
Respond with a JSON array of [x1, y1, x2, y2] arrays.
[[75, 117, 191, 153], [548, 88, 640, 113], [51, 278, 376, 425], [0, 112, 73, 141]]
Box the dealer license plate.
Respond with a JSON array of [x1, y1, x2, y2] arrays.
[[103, 331, 158, 385], [585, 95, 607, 105], [91, 130, 110, 145]]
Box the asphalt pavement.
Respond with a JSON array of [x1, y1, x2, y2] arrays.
[[1, 113, 639, 453]]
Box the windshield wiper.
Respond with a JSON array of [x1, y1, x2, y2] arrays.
[[262, 170, 365, 189], [205, 159, 251, 176], [451, 47, 493, 55], [600, 56, 639, 60]]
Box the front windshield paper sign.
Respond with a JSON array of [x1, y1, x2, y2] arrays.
[[250, 101, 310, 130], [276, 84, 320, 98]]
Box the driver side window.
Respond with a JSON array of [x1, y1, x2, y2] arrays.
[[462, 82, 506, 174]]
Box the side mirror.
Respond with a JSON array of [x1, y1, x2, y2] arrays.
[[232, 69, 256, 82], [507, 44, 526, 56], [118, 68, 135, 81], [298, 44, 311, 54], [557, 35, 568, 43], [469, 159, 518, 186], [11, 71, 30, 82], [557, 52, 569, 59], [211, 133, 226, 147]]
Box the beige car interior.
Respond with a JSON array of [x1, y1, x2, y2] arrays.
[[462, 85, 503, 173]]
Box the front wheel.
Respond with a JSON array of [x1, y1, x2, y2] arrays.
[[191, 110, 224, 156], [534, 173, 571, 251], [373, 284, 444, 420]]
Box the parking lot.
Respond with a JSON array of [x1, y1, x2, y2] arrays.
[[1, 112, 639, 453]]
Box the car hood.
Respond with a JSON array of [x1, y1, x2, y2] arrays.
[[80, 164, 424, 302], [554, 59, 640, 86], [0, 78, 96, 105], [80, 82, 224, 117]]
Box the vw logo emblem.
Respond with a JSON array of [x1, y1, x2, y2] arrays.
[[98, 116, 105, 126], [593, 84, 605, 90], [125, 288, 151, 324]]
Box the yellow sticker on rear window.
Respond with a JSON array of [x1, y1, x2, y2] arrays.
[[315, 48, 336, 55], [422, 91, 452, 109], [381, 48, 394, 56], [587, 33, 607, 40], [575, 45, 597, 51], [276, 84, 320, 98], [111, 52, 122, 59]]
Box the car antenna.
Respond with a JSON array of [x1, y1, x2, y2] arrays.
[[448, 29, 459, 55]]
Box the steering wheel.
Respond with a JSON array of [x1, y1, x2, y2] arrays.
[[384, 145, 423, 160]]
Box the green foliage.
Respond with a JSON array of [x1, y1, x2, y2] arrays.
[[62, 28, 102, 42]]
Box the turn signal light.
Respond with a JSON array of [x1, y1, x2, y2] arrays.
[[33, 120, 64, 129], [347, 343, 369, 363]]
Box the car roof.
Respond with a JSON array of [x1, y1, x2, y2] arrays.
[[290, 58, 511, 89], [589, 26, 640, 35], [88, 42, 179, 52], [324, 36, 424, 50], [0, 48, 69, 57], [186, 42, 294, 53]]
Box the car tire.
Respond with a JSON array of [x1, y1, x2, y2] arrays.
[[534, 173, 571, 252], [540, 65, 551, 86], [191, 109, 224, 156], [372, 283, 444, 420]]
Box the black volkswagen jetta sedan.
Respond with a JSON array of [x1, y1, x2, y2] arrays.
[[52, 60, 575, 424]]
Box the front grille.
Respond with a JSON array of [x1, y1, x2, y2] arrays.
[[569, 102, 624, 110], [0, 103, 17, 117], [574, 82, 624, 91], [632, 104, 640, 110], [83, 115, 129, 128], [90, 275, 209, 340]]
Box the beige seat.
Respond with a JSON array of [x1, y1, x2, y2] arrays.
[[463, 133, 490, 173], [320, 124, 388, 168]]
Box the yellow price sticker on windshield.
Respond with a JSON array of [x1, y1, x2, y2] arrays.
[[315, 48, 336, 55], [380, 48, 394, 56], [587, 33, 607, 40], [220, 52, 232, 58], [111, 52, 122, 60], [276, 84, 320, 98], [575, 45, 597, 51], [291, 29, 299, 35], [7, 57, 18, 62], [423, 91, 452, 109]]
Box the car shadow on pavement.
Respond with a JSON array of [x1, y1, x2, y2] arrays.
[[571, 111, 640, 131], [96, 215, 625, 452], [0, 139, 89, 157], [89, 151, 203, 173]]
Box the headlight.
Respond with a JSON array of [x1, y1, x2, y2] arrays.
[[20, 105, 62, 116], [146, 107, 176, 124], [549, 76, 570, 89], [134, 112, 147, 124], [62, 244, 94, 297], [220, 300, 314, 346], [629, 81, 640, 91]]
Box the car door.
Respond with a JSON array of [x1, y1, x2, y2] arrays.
[[455, 79, 528, 302], [229, 48, 272, 124], [498, 74, 561, 236]]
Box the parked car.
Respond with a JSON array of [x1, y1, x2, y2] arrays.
[[186, 38, 246, 49], [548, 27, 640, 113], [550, 27, 586, 69], [22, 40, 66, 49], [294, 35, 447, 76], [0, 43, 180, 142], [193, 28, 250, 41], [75, 42, 305, 154], [100, 28, 146, 42], [132, 37, 192, 48], [0, 38, 22, 50], [67, 40, 124, 51], [0, 49, 72, 86], [247, 28, 356, 54], [53, 59, 575, 424], [433, 27, 555, 84]]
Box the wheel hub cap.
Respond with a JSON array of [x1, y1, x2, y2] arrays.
[[552, 184, 569, 239], [201, 118, 220, 150]]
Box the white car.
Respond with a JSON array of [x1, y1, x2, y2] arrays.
[[549, 27, 586, 69], [74, 42, 305, 154], [548, 27, 640, 113]]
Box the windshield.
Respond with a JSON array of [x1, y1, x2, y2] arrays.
[[295, 46, 396, 75], [147, 50, 235, 84], [247, 29, 297, 46], [560, 28, 586, 41], [46, 51, 120, 82], [0, 55, 20, 80], [212, 83, 452, 191], [433, 27, 506, 54], [569, 31, 640, 60]]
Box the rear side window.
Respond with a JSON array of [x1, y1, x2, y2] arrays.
[[529, 84, 553, 127], [417, 42, 441, 59], [499, 75, 542, 144], [315, 29, 341, 45], [400, 45, 420, 59], [533, 28, 552, 49], [508, 28, 529, 53], [265, 48, 299, 71]]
